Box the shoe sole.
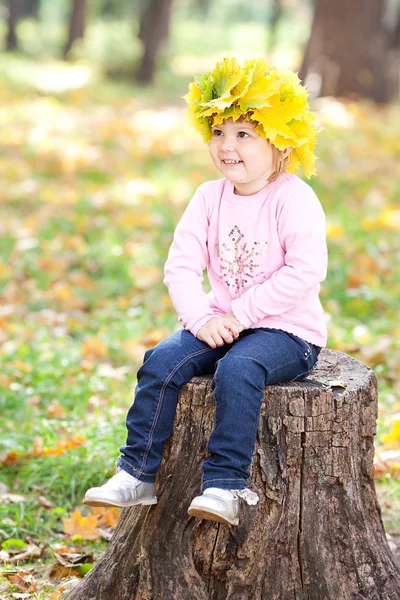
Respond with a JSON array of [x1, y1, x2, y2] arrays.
[[188, 506, 239, 526], [82, 497, 157, 508]]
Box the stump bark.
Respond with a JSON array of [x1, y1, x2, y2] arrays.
[[66, 349, 400, 600]]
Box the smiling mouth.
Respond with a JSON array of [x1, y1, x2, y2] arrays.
[[222, 159, 243, 165]]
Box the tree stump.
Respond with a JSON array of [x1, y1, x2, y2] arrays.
[[66, 349, 400, 600]]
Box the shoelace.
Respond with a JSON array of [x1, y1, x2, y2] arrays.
[[107, 472, 140, 492], [232, 488, 259, 506]]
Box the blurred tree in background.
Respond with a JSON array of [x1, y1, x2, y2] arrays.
[[20, 0, 38, 18], [5, 0, 18, 50], [299, 0, 400, 102], [136, 0, 173, 83], [64, 0, 88, 58]]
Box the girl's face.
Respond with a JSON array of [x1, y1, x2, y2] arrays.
[[209, 118, 284, 196]]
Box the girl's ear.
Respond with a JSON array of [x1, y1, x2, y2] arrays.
[[282, 147, 292, 159]]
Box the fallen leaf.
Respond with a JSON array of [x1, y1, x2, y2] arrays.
[[47, 399, 67, 418], [53, 548, 93, 568], [2, 569, 36, 593], [8, 544, 42, 564], [47, 591, 64, 600], [328, 380, 347, 389], [82, 336, 108, 359], [0, 493, 27, 503], [32, 435, 85, 457], [48, 563, 79, 582], [11, 361, 32, 373], [38, 495, 56, 509], [90, 506, 120, 529], [382, 418, 400, 447], [62, 509, 100, 541]]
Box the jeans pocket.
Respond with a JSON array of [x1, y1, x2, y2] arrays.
[[287, 335, 318, 382], [302, 340, 313, 360]]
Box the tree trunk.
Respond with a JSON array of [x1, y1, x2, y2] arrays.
[[266, 0, 282, 56], [66, 349, 400, 600], [20, 0, 39, 18], [135, 0, 173, 84], [63, 0, 88, 59], [6, 0, 20, 51], [299, 0, 400, 103]]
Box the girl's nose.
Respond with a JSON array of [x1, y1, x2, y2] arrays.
[[220, 136, 235, 151]]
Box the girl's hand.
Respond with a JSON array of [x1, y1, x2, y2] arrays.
[[196, 316, 235, 348], [223, 310, 245, 338], [196, 314, 244, 348]]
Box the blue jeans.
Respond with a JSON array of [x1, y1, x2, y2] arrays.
[[117, 328, 321, 491]]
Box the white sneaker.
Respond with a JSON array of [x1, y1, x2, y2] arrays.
[[188, 487, 259, 526], [83, 469, 157, 508], [188, 487, 240, 525]]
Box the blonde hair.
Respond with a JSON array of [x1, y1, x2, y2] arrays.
[[268, 144, 288, 182]]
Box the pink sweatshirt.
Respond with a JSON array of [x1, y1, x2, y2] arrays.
[[164, 173, 328, 347]]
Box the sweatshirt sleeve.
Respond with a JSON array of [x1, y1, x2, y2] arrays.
[[163, 185, 215, 336], [231, 188, 328, 328]]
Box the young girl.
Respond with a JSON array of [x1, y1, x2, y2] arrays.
[[83, 57, 327, 526]]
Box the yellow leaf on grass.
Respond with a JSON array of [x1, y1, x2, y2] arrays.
[[347, 254, 380, 289], [121, 340, 147, 362], [142, 328, 170, 348], [63, 509, 100, 541], [326, 221, 344, 241], [0, 374, 12, 387], [12, 360, 32, 373], [47, 399, 67, 418], [363, 208, 400, 232], [32, 435, 85, 457], [0, 450, 18, 465], [91, 506, 121, 529], [82, 336, 108, 359], [382, 418, 400, 447]]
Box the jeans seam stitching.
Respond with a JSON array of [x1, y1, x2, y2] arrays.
[[134, 345, 216, 478], [118, 457, 157, 477], [203, 477, 245, 483]]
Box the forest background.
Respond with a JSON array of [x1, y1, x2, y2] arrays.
[[1, 0, 400, 597]]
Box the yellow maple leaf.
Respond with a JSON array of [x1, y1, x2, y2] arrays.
[[91, 506, 121, 529], [239, 73, 278, 112], [182, 80, 202, 109], [211, 105, 244, 126], [251, 105, 294, 142], [205, 58, 243, 104], [295, 142, 316, 179], [63, 509, 100, 541]]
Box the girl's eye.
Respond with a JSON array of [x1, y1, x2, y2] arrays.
[[212, 129, 223, 136], [237, 131, 249, 138]]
